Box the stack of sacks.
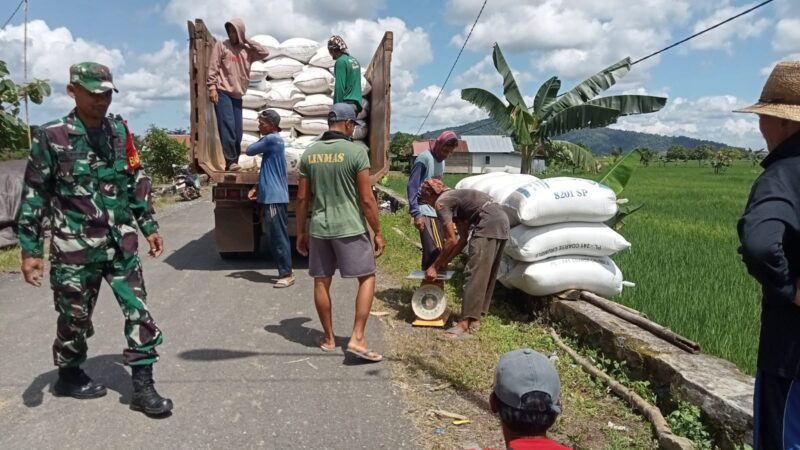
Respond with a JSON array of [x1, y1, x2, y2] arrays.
[[237, 35, 371, 171], [456, 173, 633, 298]]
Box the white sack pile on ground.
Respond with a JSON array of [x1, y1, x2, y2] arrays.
[[456, 172, 633, 298]]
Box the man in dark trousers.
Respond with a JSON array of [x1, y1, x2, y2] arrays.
[[16, 62, 172, 416], [418, 179, 509, 340], [406, 131, 459, 270], [207, 19, 269, 171], [246, 109, 294, 288], [736, 60, 800, 449]]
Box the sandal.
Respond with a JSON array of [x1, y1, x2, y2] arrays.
[[346, 346, 383, 362], [438, 325, 473, 340], [316, 336, 336, 353], [274, 275, 296, 288]]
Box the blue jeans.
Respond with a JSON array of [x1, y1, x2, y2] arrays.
[[214, 90, 243, 166], [263, 204, 292, 278]]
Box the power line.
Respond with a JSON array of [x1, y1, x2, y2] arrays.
[[2, 0, 24, 29], [415, 0, 488, 135], [632, 0, 775, 65], [448, 0, 776, 138]]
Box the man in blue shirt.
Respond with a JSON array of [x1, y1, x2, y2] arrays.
[[406, 131, 459, 270], [247, 109, 294, 287]]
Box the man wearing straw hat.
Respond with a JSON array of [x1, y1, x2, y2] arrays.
[[736, 61, 800, 449]]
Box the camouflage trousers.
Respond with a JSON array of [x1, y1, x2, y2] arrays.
[[50, 254, 162, 368]]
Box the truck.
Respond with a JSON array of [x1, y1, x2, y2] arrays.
[[186, 19, 393, 257]]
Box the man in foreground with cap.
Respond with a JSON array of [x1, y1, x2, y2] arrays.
[[246, 109, 294, 288], [489, 348, 569, 449], [418, 179, 510, 340], [406, 130, 459, 271], [16, 62, 172, 416], [208, 19, 269, 171], [736, 61, 800, 449], [296, 103, 385, 362], [328, 35, 362, 114]]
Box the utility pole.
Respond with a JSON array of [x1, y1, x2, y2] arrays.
[[23, 0, 31, 148]]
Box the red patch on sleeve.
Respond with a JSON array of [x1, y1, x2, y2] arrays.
[[121, 120, 141, 171]]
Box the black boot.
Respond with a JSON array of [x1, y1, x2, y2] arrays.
[[52, 367, 107, 399], [130, 364, 173, 416]]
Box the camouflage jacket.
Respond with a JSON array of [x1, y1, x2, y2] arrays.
[[16, 109, 159, 264]]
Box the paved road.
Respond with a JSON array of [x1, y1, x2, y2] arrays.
[[0, 198, 414, 449]]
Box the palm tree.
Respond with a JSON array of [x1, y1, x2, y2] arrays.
[[461, 44, 667, 174]]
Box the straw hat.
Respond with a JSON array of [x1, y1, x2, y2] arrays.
[[735, 61, 800, 122]]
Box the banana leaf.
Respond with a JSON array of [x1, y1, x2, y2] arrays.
[[587, 95, 666, 116], [533, 76, 561, 113], [550, 140, 597, 173], [598, 148, 641, 195], [460, 88, 513, 131], [539, 104, 621, 138], [541, 57, 632, 120], [492, 44, 527, 109]]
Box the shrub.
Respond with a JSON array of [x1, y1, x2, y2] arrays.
[[140, 125, 188, 182]]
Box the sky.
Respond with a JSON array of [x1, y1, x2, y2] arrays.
[[1, 0, 798, 149]]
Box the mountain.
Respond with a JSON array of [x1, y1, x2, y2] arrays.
[[420, 119, 735, 154]]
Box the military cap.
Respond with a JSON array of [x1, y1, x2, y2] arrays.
[[69, 62, 118, 94]]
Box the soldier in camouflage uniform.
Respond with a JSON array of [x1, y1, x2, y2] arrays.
[[16, 62, 173, 416]]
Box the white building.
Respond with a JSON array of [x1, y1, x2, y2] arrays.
[[461, 135, 521, 174]]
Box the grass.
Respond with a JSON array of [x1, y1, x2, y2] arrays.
[[0, 245, 21, 272], [381, 172, 470, 197], [376, 210, 658, 449], [612, 161, 761, 375]]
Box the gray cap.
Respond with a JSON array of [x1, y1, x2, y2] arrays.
[[494, 348, 561, 414], [258, 109, 282, 131], [328, 103, 357, 122]]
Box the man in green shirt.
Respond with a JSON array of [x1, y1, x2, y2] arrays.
[[296, 103, 385, 362], [328, 35, 362, 113]]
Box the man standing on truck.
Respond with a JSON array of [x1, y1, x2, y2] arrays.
[[418, 179, 510, 340], [16, 62, 172, 416], [736, 61, 800, 449], [246, 109, 294, 288], [208, 19, 269, 171], [296, 103, 385, 362], [406, 130, 459, 270], [328, 35, 362, 114]]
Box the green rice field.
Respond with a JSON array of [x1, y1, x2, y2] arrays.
[[384, 162, 763, 375], [612, 162, 762, 375]]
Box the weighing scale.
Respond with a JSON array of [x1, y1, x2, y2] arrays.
[[406, 270, 455, 327]]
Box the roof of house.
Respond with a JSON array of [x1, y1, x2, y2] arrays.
[[168, 134, 192, 148], [461, 135, 515, 154]]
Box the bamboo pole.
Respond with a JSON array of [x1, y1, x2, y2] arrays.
[[549, 329, 695, 450], [578, 291, 701, 354]]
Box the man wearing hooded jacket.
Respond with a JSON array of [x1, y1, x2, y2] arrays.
[[406, 131, 459, 270], [207, 19, 269, 171]]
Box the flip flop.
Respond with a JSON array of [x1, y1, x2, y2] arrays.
[[439, 325, 473, 340], [346, 347, 383, 362], [316, 336, 337, 353], [274, 276, 296, 288]]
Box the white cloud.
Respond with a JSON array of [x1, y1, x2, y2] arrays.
[[164, 0, 381, 41], [689, 2, 771, 52], [614, 95, 763, 148], [446, 0, 692, 82], [393, 86, 484, 134], [0, 20, 124, 84], [0, 21, 186, 124]]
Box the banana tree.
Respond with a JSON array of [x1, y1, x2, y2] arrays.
[[461, 44, 667, 174]]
